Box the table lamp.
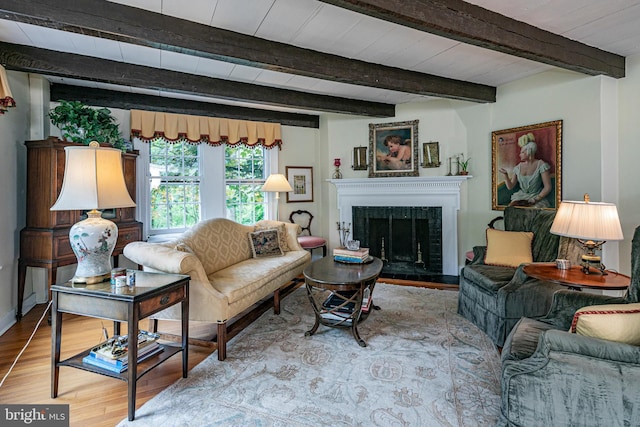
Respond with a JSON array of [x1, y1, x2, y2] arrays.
[[261, 173, 292, 221], [550, 194, 623, 275], [50, 142, 136, 284]]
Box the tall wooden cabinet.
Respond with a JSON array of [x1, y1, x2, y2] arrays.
[[17, 137, 143, 320]]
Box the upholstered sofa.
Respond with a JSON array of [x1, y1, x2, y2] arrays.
[[499, 226, 640, 426], [458, 206, 580, 347], [123, 218, 311, 360]]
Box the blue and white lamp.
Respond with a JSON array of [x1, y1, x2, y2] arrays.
[[50, 142, 136, 284]]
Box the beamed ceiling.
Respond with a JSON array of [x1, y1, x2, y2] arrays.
[[0, 0, 639, 127]]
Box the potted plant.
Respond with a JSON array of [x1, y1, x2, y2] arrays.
[[458, 157, 470, 175], [48, 100, 126, 150]]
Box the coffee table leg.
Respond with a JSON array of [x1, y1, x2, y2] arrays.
[[351, 321, 366, 347], [305, 316, 320, 337], [304, 281, 320, 337]]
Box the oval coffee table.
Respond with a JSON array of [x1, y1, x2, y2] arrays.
[[303, 255, 383, 347]]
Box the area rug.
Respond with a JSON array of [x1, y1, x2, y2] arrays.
[[118, 284, 501, 426]]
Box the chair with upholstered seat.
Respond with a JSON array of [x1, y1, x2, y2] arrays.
[[289, 210, 327, 257], [498, 225, 640, 426]]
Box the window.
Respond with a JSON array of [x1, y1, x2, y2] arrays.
[[138, 137, 278, 240], [148, 138, 200, 234], [225, 145, 267, 224]]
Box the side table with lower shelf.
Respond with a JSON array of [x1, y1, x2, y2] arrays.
[[303, 256, 383, 347], [51, 271, 190, 421], [523, 262, 630, 291]]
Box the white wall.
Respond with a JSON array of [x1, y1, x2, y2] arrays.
[[278, 125, 321, 224], [0, 70, 29, 334], [618, 54, 640, 270], [453, 69, 613, 270]]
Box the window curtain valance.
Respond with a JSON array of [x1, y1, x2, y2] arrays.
[[130, 109, 282, 149], [0, 65, 17, 115]]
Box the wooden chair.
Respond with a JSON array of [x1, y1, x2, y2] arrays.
[[289, 210, 327, 257]]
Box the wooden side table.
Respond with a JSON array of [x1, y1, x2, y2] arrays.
[[523, 262, 630, 291], [51, 271, 189, 421]]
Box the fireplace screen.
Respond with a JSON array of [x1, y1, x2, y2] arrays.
[[352, 206, 443, 279]]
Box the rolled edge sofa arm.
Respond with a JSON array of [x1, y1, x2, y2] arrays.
[[124, 241, 203, 275], [541, 290, 625, 330]]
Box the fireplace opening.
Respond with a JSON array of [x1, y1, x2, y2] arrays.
[[353, 206, 455, 283]]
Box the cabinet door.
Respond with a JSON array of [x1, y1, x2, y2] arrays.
[[119, 152, 138, 222]]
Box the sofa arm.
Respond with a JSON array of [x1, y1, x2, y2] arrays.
[[541, 290, 625, 329], [124, 242, 204, 276], [284, 222, 304, 251], [539, 329, 640, 364], [469, 245, 487, 264]]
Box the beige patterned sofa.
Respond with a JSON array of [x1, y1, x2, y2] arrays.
[[123, 218, 311, 360]]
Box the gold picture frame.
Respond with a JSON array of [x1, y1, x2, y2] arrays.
[[368, 120, 419, 178], [492, 120, 562, 210], [421, 141, 441, 168]]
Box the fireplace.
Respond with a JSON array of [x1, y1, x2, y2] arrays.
[[353, 206, 443, 279], [331, 176, 469, 278]]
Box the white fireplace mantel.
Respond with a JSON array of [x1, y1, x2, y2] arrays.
[[329, 176, 471, 275]]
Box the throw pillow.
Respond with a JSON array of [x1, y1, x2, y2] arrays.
[[254, 222, 290, 252], [484, 228, 534, 268], [570, 303, 640, 345], [248, 229, 284, 258]]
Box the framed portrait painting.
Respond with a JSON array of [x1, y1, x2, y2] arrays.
[[286, 166, 313, 202], [492, 120, 562, 211], [368, 120, 419, 177]]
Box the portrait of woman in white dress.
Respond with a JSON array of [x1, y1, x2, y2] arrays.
[[492, 120, 562, 210], [499, 133, 552, 207]]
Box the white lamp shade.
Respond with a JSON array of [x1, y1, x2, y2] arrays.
[[261, 173, 293, 192], [550, 200, 623, 241], [51, 146, 136, 211]]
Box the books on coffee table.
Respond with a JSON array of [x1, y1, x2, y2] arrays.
[[320, 288, 372, 322], [333, 247, 369, 263]]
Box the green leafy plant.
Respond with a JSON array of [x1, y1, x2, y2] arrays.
[[458, 157, 470, 173], [48, 100, 125, 150]]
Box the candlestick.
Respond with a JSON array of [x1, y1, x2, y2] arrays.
[[332, 158, 342, 179]]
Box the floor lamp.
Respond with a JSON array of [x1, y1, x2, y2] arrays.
[[50, 142, 136, 283], [262, 173, 292, 221]]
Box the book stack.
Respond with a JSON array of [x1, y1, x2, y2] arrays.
[[333, 247, 370, 263], [319, 289, 372, 322], [82, 330, 163, 373]]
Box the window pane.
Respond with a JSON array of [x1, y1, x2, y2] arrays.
[[149, 138, 200, 233], [151, 204, 167, 229], [224, 146, 267, 224]]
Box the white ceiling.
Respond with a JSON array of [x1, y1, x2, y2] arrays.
[[2, 0, 640, 115]]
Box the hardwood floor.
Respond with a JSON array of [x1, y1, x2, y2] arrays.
[[0, 278, 455, 426]]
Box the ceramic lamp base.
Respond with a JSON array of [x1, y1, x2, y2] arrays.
[[69, 210, 118, 284]]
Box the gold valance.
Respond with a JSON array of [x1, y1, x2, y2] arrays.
[[0, 65, 16, 115], [130, 110, 282, 149]]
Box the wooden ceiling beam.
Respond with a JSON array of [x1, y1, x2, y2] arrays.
[[0, 42, 394, 118], [318, 0, 625, 78], [0, 0, 495, 103], [50, 84, 320, 129]]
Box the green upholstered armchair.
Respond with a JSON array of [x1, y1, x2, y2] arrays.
[[499, 226, 640, 427], [458, 207, 578, 347]]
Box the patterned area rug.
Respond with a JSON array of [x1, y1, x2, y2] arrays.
[[118, 284, 501, 426]]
